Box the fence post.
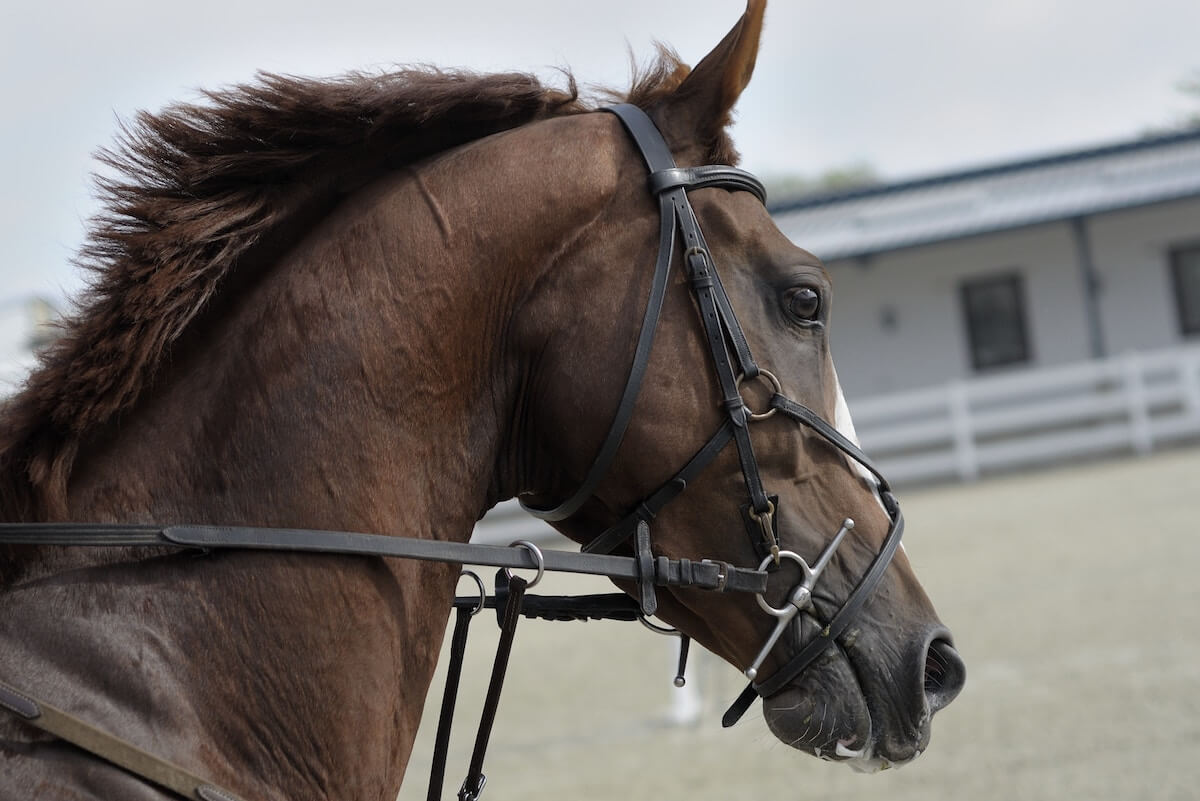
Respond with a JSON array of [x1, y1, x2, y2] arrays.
[[667, 638, 701, 726], [1123, 351, 1152, 455], [1182, 351, 1200, 430], [948, 382, 978, 481]]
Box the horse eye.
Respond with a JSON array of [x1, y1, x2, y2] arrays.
[[785, 287, 821, 321]]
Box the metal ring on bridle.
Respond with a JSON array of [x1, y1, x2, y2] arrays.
[[637, 614, 682, 637], [457, 570, 487, 617], [504, 540, 545, 589], [754, 550, 814, 617], [736, 369, 781, 421]]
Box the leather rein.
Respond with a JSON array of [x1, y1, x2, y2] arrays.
[[0, 104, 902, 800]]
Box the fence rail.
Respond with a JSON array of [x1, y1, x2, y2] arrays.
[[850, 344, 1200, 485], [475, 344, 1200, 543]]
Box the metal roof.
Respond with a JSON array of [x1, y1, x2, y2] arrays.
[[769, 128, 1200, 262]]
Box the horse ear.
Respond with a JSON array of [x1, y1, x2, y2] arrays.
[[660, 0, 766, 152]]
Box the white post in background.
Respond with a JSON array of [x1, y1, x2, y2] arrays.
[[1181, 351, 1200, 429], [948, 382, 979, 480], [666, 638, 701, 726], [1123, 351, 1152, 455]]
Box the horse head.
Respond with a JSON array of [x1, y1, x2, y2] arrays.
[[514, 0, 964, 769], [0, 2, 962, 796]]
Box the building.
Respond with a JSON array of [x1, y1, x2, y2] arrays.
[[768, 129, 1200, 484], [771, 128, 1200, 399]]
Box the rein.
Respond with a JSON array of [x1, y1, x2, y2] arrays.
[[0, 522, 763, 596], [0, 525, 764, 801]]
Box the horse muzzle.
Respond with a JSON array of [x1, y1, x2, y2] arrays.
[[762, 620, 965, 769]]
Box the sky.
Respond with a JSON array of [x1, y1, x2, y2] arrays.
[[2, 0, 1198, 307]]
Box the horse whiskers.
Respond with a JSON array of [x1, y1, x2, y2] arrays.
[[788, 723, 814, 750], [769, 698, 809, 713], [784, 702, 829, 751]]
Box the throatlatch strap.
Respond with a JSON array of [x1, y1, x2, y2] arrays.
[[0, 679, 245, 801], [583, 423, 735, 556], [458, 574, 528, 801], [522, 102, 768, 525], [518, 103, 681, 523]]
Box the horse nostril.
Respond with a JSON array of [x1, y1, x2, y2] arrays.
[[923, 637, 965, 713]]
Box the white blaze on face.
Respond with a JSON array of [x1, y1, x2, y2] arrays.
[[831, 365, 892, 522]]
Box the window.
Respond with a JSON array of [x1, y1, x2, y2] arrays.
[[1171, 244, 1200, 337], [960, 273, 1031, 370]]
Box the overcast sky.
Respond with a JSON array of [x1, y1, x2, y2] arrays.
[[3, 0, 1198, 306]]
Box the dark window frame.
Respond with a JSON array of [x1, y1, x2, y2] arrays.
[[1170, 242, 1200, 337], [959, 272, 1032, 371]]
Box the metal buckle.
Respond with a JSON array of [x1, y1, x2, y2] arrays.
[[458, 774, 486, 801], [747, 499, 779, 560], [699, 559, 728, 591]]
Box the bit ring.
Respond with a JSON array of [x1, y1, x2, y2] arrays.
[[754, 550, 815, 617]]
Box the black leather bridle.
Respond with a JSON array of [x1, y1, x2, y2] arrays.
[[521, 103, 905, 727]]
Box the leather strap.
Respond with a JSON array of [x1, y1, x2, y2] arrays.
[[0, 524, 766, 595], [521, 102, 771, 528], [583, 422, 734, 556], [634, 520, 657, 616], [768, 394, 893, 492], [428, 605, 473, 801], [458, 574, 527, 801], [519, 187, 677, 522], [0, 680, 245, 801], [649, 166, 766, 204], [456, 592, 640, 623]]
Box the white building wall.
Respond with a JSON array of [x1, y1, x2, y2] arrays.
[[820, 224, 1091, 397], [1088, 196, 1200, 352], [805, 196, 1200, 399]]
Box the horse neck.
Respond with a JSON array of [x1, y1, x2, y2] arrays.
[[60, 190, 492, 540], [60, 116, 622, 542]]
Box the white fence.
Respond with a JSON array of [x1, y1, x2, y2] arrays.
[[475, 344, 1200, 543], [850, 344, 1200, 485]]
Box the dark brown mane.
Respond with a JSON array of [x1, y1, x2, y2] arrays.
[[0, 49, 730, 519]]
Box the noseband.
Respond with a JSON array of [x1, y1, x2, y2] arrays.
[[521, 104, 905, 727]]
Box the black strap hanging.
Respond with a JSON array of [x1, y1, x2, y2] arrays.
[[427, 604, 474, 801], [457, 573, 528, 801]]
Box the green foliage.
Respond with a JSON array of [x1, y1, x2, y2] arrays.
[[761, 162, 880, 202], [1178, 71, 1200, 129]]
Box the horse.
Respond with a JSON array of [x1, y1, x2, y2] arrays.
[[0, 2, 964, 798]]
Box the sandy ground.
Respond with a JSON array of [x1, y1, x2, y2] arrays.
[[399, 446, 1200, 801]]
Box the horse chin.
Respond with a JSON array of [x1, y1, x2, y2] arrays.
[[761, 656, 873, 764], [760, 654, 924, 773]]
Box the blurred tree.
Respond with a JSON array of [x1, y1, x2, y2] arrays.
[[761, 162, 880, 203], [1178, 71, 1200, 128]]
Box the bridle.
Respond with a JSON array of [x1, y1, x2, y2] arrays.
[[0, 104, 904, 799], [521, 103, 906, 727]]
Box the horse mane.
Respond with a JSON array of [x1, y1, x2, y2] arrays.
[[0, 47, 730, 519]]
